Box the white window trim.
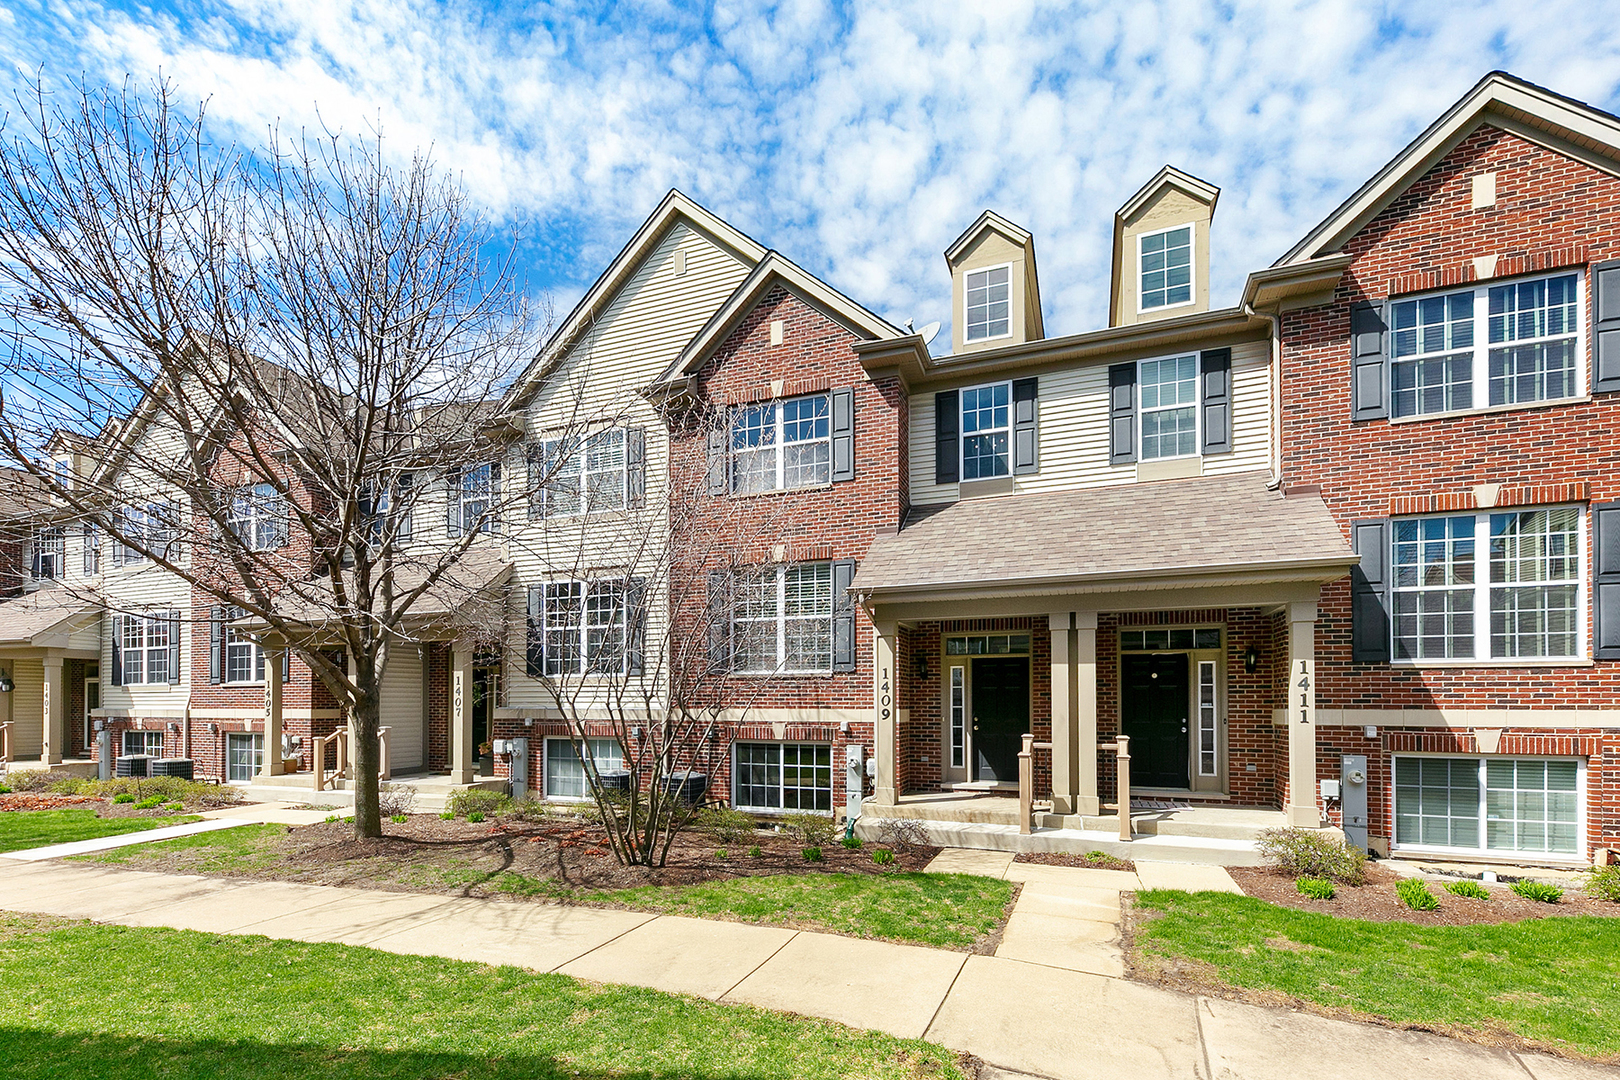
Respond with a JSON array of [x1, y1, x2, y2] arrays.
[[1388, 270, 1587, 421], [118, 613, 174, 686], [730, 395, 832, 495], [1390, 752, 1588, 863], [537, 428, 629, 517], [1136, 222, 1197, 315], [542, 736, 624, 802], [1390, 506, 1586, 665], [121, 729, 163, 756], [226, 482, 287, 552], [731, 563, 835, 676], [223, 626, 264, 686], [31, 526, 64, 580], [538, 578, 629, 677], [113, 501, 177, 566], [948, 665, 966, 770], [958, 380, 1013, 481], [1137, 352, 1201, 461], [225, 731, 264, 784], [731, 740, 835, 814], [457, 461, 499, 534], [962, 261, 1015, 344]]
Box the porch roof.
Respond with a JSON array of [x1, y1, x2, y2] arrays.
[[853, 471, 1355, 600], [242, 546, 512, 634], [0, 589, 100, 647]]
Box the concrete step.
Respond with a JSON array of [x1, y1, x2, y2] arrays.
[[855, 816, 1270, 867]]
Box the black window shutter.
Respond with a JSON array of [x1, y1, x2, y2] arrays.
[[83, 523, 98, 575], [281, 648, 290, 683], [209, 606, 224, 684], [706, 425, 730, 496], [1108, 362, 1137, 464], [1200, 348, 1233, 454], [255, 638, 266, 683], [831, 388, 855, 482], [29, 539, 40, 580], [1351, 520, 1391, 663], [488, 461, 502, 535], [1595, 502, 1620, 659], [1593, 260, 1620, 394], [1012, 378, 1038, 474], [707, 570, 732, 671], [626, 427, 647, 508], [527, 444, 545, 521], [625, 576, 648, 676], [832, 559, 857, 672], [525, 585, 544, 677], [445, 467, 462, 538], [934, 389, 959, 484], [109, 614, 123, 687], [168, 610, 182, 684], [1350, 302, 1389, 420]]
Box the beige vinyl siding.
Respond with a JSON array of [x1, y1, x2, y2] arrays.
[[909, 339, 1271, 505], [67, 619, 100, 655], [5, 658, 43, 757], [379, 644, 426, 771], [100, 561, 192, 714]]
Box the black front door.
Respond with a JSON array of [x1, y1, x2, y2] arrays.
[[1120, 653, 1190, 789], [972, 657, 1029, 783]]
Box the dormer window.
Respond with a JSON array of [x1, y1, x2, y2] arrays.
[[1139, 225, 1193, 311], [964, 265, 1011, 342]]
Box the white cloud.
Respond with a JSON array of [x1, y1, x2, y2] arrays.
[[4, 0, 1619, 343]]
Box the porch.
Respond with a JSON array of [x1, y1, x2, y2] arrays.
[[0, 590, 101, 768]]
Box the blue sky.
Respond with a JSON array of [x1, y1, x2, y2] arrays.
[[5, 0, 1620, 347]]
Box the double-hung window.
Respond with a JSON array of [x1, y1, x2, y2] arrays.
[[964, 265, 1011, 342], [544, 737, 624, 799], [1139, 225, 1193, 311], [115, 502, 176, 564], [362, 472, 413, 546], [960, 383, 1010, 479], [122, 730, 163, 756], [1139, 355, 1198, 459], [31, 527, 63, 580], [456, 462, 497, 534], [731, 395, 831, 494], [1389, 273, 1580, 418], [1392, 507, 1581, 661], [1394, 756, 1581, 857], [118, 613, 173, 685], [226, 483, 287, 551], [733, 742, 832, 811], [538, 580, 626, 676], [733, 563, 834, 674], [535, 429, 629, 515], [225, 624, 264, 683]]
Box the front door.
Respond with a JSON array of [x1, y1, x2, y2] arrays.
[[971, 657, 1029, 783], [1121, 653, 1190, 789]]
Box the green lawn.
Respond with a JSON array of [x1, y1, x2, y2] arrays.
[[0, 808, 200, 853], [82, 822, 285, 871], [0, 912, 965, 1080], [1133, 889, 1620, 1060]]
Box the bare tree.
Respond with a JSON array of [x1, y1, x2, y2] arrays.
[[0, 79, 557, 837]]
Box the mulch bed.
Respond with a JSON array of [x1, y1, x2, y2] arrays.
[[121, 812, 941, 895], [1230, 863, 1617, 925], [1015, 851, 1135, 872], [0, 793, 201, 819]]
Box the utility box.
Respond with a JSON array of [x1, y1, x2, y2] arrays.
[[496, 737, 529, 801], [845, 744, 864, 824], [97, 725, 112, 781], [1340, 754, 1369, 853]]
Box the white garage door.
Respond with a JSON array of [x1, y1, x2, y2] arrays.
[[378, 646, 425, 772]]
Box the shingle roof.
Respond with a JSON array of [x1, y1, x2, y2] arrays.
[[252, 545, 513, 627], [0, 590, 99, 646], [855, 471, 1355, 596]]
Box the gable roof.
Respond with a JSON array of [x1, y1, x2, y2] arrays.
[[507, 190, 768, 406], [944, 210, 1033, 264], [1115, 166, 1220, 224], [1279, 71, 1620, 266], [651, 250, 906, 391]]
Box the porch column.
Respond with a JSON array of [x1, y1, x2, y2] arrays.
[[1075, 612, 1100, 815], [1286, 601, 1321, 828], [41, 654, 65, 766], [871, 619, 898, 806], [258, 644, 285, 778], [1048, 613, 1076, 815], [449, 645, 474, 784]]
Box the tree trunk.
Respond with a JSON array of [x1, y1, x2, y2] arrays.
[[350, 674, 383, 839]]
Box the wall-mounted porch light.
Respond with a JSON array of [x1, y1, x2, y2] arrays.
[[0, 674, 12, 693], [914, 653, 928, 680], [1243, 645, 1261, 674]]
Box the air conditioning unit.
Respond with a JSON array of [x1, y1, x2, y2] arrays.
[[149, 758, 194, 780], [115, 755, 150, 778]]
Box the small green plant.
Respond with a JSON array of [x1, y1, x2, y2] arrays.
[[840, 835, 863, 850], [697, 807, 757, 846], [746, 845, 762, 858], [324, 814, 339, 823], [1586, 863, 1620, 902], [872, 848, 895, 866], [1445, 880, 1491, 900], [439, 811, 455, 820], [1396, 877, 1439, 911], [1295, 876, 1335, 900], [112, 793, 135, 804], [800, 846, 822, 862], [467, 811, 485, 823], [714, 849, 728, 859], [1256, 827, 1367, 884], [134, 796, 163, 810], [389, 814, 407, 824], [165, 802, 184, 811], [0, 783, 12, 794], [783, 812, 838, 849], [1511, 880, 1563, 903], [446, 789, 510, 818]]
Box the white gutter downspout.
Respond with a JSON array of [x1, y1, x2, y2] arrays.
[[1245, 302, 1283, 490]]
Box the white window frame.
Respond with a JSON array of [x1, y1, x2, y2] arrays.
[[1137, 353, 1201, 461], [226, 482, 287, 552], [122, 729, 163, 756], [1391, 753, 1586, 861], [538, 579, 628, 677], [959, 381, 1012, 481], [362, 472, 413, 545], [542, 737, 624, 801], [963, 262, 1014, 344], [1196, 660, 1217, 777], [118, 614, 172, 685], [224, 625, 264, 685], [1391, 507, 1585, 664], [948, 665, 966, 770], [457, 462, 498, 534], [731, 563, 835, 675], [31, 526, 63, 580], [536, 429, 628, 517], [226, 732, 264, 783], [114, 502, 176, 565], [732, 741, 834, 813], [1389, 271, 1586, 420], [1137, 223, 1196, 314], [729, 395, 831, 495]]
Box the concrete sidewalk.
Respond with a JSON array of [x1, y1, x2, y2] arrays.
[[0, 859, 1611, 1080]]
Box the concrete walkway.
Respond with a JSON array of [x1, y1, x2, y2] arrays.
[[0, 800, 354, 864], [0, 858, 1611, 1080]]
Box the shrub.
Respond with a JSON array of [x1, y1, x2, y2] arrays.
[[1586, 864, 1620, 902], [874, 818, 931, 854], [80, 777, 242, 807], [746, 845, 762, 859], [467, 811, 486, 823], [1295, 876, 1335, 900], [7, 770, 86, 793], [1511, 880, 1563, 904], [784, 813, 837, 849], [134, 796, 163, 810], [696, 807, 757, 847], [446, 789, 510, 818], [840, 835, 863, 850], [1445, 880, 1491, 900], [112, 793, 135, 804], [1396, 878, 1439, 911], [1256, 827, 1367, 885], [164, 802, 183, 811], [376, 783, 417, 818], [503, 798, 551, 823], [872, 848, 895, 866], [801, 846, 823, 862]]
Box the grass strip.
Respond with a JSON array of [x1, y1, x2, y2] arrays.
[[0, 808, 201, 853]]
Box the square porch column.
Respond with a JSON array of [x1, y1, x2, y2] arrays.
[[41, 655, 65, 766], [1286, 601, 1321, 828], [257, 645, 285, 778], [449, 645, 474, 784], [1048, 612, 1100, 816], [871, 620, 897, 806], [1076, 613, 1100, 815]]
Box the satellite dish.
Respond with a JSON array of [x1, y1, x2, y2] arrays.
[[918, 321, 941, 346]]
